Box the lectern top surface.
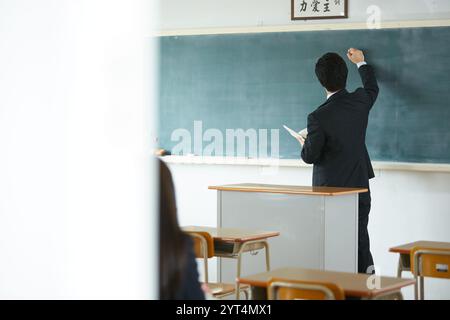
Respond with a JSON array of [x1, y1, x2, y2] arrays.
[[209, 183, 368, 196]]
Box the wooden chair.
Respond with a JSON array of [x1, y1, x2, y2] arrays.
[[411, 246, 450, 300], [267, 278, 345, 300], [187, 231, 250, 299]]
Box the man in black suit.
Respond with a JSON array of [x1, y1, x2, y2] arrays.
[[298, 48, 379, 274]]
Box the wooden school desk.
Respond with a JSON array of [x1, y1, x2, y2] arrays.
[[237, 267, 416, 300], [389, 241, 450, 277], [183, 226, 280, 297], [209, 183, 368, 284]]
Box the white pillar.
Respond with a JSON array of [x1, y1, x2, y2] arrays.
[[0, 0, 157, 299]]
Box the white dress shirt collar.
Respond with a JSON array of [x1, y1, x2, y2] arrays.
[[327, 90, 339, 100]]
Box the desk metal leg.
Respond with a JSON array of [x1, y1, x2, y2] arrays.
[[264, 241, 271, 271], [235, 240, 270, 299], [414, 276, 425, 300], [420, 276, 424, 300], [242, 289, 249, 300], [414, 275, 419, 300]]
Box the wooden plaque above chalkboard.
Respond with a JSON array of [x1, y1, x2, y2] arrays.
[[291, 0, 348, 20]]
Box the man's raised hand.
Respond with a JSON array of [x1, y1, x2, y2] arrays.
[[347, 48, 365, 64]]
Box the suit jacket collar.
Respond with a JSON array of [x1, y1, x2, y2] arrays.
[[317, 89, 348, 110], [327, 89, 348, 102]]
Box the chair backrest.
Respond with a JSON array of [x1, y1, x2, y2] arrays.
[[411, 246, 450, 279], [186, 231, 215, 259], [268, 278, 345, 300]]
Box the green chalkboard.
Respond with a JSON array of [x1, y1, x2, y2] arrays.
[[158, 27, 450, 163]]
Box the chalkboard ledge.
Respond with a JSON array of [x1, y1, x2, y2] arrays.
[[160, 155, 450, 173]]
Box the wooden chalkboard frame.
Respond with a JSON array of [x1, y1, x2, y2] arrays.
[[291, 0, 348, 21]]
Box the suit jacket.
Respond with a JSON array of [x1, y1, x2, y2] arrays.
[[301, 64, 379, 188]]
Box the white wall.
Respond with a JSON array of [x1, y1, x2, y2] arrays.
[[0, 0, 157, 299], [160, 0, 450, 30]]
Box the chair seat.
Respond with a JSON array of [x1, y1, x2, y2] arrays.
[[204, 282, 249, 296]]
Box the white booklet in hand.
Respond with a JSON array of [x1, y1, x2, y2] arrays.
[[283, 125, 308, 140]]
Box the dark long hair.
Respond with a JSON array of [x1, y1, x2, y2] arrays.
[[159, 159, 188, 299]]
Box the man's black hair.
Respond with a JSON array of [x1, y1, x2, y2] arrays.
[[315, 52, 348, 92]]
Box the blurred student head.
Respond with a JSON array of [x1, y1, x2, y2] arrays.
[[315, 52, 348, 92], [159, 159, 188, 299], [159, 160, 205, 300]]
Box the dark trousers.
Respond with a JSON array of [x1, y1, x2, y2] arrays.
[[358, 191, 374, 274]]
